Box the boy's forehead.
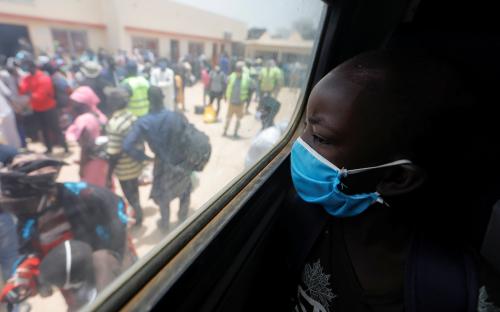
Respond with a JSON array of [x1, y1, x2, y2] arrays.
[[311, 68, 392, 114], [305, 75, 361, 136], [315, 69, 365, 94], [309, 72, 363, 113], [307, 70, 395, 140]]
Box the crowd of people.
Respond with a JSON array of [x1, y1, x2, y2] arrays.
[[0, 45, 300, 144], [0, 45, 299, 311]]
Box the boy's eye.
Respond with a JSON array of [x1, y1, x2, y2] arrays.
[[312, 134, 330, 145]]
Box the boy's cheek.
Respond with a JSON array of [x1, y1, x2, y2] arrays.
[[313, 144, 340, 165], [300, 130, 346, 165]]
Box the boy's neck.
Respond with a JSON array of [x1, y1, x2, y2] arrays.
[[341, 203, 414, 294]]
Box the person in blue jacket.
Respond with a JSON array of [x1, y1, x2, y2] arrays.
[[123, 86, 193, 231]]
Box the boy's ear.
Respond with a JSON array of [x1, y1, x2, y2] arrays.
[[376, 164, 426, 196]]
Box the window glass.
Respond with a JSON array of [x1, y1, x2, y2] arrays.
[[132, 36, 160, 57], [0, 0, 324, 310], [69, 31, 88, 55], [52, 29, 89, 55], [188, 42, 205, 57]]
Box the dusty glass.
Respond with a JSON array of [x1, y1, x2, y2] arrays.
[[0, 0, 325, 310]]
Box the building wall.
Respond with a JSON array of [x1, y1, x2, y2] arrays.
[[117, 0, 246, 60], [0, 13, 106, 54], [0, 0, 246, 58], [0, 0, 104, 24], [159, 37, 171, 58], [100, 0, 126, 53], [116, 0, 246, 42], [28, 22, 52, 53], [245, 45, 313, 62], [179, 40, 189, 59], [86, 28, 107, 52]]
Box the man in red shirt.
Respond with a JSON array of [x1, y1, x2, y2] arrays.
[[19, 57, 68, 154]]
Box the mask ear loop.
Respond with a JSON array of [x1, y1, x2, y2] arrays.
[[344, 159, 413, 175], [343, 159, 413, 207], [64, 240, 72, 290]]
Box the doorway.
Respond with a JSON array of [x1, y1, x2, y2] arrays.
[[0, 23, 31, 57]]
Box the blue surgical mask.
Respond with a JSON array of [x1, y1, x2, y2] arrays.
[[291, 137, 412, 217]]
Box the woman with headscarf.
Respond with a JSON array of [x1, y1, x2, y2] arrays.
[[66, 86, 109, 187]]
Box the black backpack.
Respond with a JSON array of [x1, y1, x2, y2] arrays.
[[178, 121, 211, 172]]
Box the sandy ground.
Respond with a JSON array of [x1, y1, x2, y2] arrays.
[[22, 83, 301, 311]]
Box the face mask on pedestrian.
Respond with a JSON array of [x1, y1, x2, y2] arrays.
[[291, 137, 412, 217]]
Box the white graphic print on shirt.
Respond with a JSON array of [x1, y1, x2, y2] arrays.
[[294, 260, 337, 312], [478, 286, 500, 312]]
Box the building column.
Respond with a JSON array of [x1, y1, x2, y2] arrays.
[[179, 40, 188, 59], [100, 0, 127, 53], [159, 37, 170, 58], [205, 41, 213, 60], [29, 24, 53, 55]]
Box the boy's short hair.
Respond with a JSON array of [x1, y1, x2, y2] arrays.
[[329, 51, 469, 168], [326, 50, 497, 232]]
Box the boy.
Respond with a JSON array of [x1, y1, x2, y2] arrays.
[[286, 50, 497, 311]]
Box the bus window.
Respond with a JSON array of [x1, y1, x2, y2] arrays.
[[0, 0, 325, 311]]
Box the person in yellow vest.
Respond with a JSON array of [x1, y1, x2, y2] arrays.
[[223, 63, 251, 138], [259, 59, 284, 98], [122, 61, 150, 117]]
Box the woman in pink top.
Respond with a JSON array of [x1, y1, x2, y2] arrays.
[[66, 86, 109, 187]]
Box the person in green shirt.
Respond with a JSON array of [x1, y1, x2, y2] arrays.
[[223, 64, 251, 138], [122, 61, 150, 117], [259, 59, 284, 99]]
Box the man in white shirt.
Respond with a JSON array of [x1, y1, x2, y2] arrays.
[[150, 59, 175, 111]]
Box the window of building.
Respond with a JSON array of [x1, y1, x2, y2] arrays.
[[282, 52, 309, 63], [231, 42, 245, 57], [188, 41, 205, 57], [51, 28, 88, 54], [255, 51, 279, 61], [132, 36, 159, 56]]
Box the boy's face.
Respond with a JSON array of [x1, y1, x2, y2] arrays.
[[301, 70, 396, 192]]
